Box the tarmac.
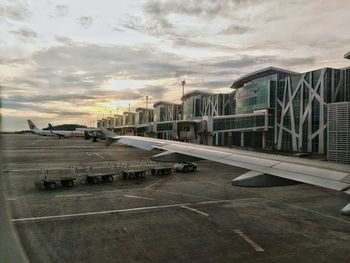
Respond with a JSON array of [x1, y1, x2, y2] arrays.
[[2, 133, 350, 263]]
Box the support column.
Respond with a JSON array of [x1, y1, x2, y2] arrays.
[[241, 132, 244, 147], [262, 132, 266, 149]]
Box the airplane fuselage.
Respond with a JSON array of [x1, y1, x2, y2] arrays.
[[50, 130, 84, 138]]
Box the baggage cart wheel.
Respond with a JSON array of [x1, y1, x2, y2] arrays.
[[67, 180, 74, 187], [49, 182, 57, 190], [92, 177, 98, 184], [122, 172, 127, 180]]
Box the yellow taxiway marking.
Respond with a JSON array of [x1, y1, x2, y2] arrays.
[[234, 229, 264, 252], [181, 205, 209, 217], [124, 195, 154, 201]]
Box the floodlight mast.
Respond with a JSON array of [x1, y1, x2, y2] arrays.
[[181, 80, 185, 120]]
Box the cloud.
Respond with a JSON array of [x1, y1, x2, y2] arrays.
[[9, 27, 37, 41], [0, 0, 30, 21], [217, 24, 251, 35], [78, 16, 93, 28], [55, 5, 69, 17]]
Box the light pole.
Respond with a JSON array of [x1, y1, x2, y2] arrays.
[[146, 96, 149, 123], [181, 80, 186, 120]]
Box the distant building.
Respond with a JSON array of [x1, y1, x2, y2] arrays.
[[153, 101, 181, 140], [327, 102, 350, 164], [98, 52, 350, 162]]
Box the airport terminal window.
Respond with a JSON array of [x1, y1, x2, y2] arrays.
[[312, 99, 320, 133], [213, 115, 266, 131], [236, 77, 270, 114], [290, 75, 302, 93], [157, 122, 172, 132]]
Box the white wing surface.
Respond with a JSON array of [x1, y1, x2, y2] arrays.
[[102, 130, 350, 215]]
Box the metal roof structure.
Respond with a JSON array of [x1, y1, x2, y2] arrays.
[[135, 107, 153, 112], [230, 66, 299, 89], [344, 51, 350, 59], [181, 90, 214, 101], [153, 101, 181, 108]]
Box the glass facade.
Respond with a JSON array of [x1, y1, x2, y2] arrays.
[[236, 76, 272, 114], [154, 104, 180, 122], [183, 95, 202, 119], [213, 115, 266, 132], [183, 92, 236, 120], [157, 122, 173, 132]]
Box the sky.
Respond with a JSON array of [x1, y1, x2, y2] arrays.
[[1, 0, 350, 131]]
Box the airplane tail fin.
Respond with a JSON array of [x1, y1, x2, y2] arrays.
[[48, 123, 54, 132], [27, 120, 39, 130]]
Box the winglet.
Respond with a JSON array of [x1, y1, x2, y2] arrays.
[[100, 128, 120, 146]]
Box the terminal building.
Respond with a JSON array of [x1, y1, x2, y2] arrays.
[[98, 52, 350, 163]]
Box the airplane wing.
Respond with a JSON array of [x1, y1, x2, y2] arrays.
[[101, 129, 350, 215]]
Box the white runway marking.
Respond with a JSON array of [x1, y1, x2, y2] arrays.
[[55, 193, 93, 198], [149, 189, 218, 201], [144, 180, 162, 190], [94, 188, 146, 194], [284, 203, 350, 225], [124, 195, 154, 201], [31, 139, 43, 145], [181, 205, 209, 217], [7, 198, 16, 201], [94, 153, 104, 159], [11, 199, 234, 223], [234, 229, 264, 252]]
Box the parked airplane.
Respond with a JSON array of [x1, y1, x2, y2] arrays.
[[27, 120, 56, 137], [100, 128, 350, 215], [48, 123, 84, 139]]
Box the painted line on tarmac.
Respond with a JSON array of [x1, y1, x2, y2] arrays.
[[55, 193, 93, 198], [31, 139, 43, 145], [124, 195, 154, 201], [94, 188, 146, 194], [11, 199, 240, 223], [181, 205, 209, 217], [234, 229, 264, 252], [282, 202, 350, 225], [147, 189, 218, 201], [86, 152, 92, 156], [7, 198, 16, 201], [144, 180, 163, 190], [94, 153, 104, 159]]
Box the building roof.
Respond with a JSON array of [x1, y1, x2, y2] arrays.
[[153, 101, 181, 108], [181, 90, 214, 101], [135, 107, 153, 112], [230, 66, 299, 89], [345, 51, 350, 59]]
